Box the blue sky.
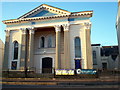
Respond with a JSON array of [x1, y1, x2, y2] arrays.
[[1, 2, 118, 46]]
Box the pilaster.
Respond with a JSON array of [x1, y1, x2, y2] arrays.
[[62, 24, 71, 69], [28, 27, 35, 71], [20, 28, 27, 70], [54, 25, 61, 69], [84, 22, 93, 69]]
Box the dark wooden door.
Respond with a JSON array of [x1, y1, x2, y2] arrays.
[[42, 57, 52, 73]]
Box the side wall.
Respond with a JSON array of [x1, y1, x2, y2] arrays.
[[0, 40, 4, 73]]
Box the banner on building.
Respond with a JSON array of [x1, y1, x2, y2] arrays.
[[55, 69, 74, 75], [76, 69, 97, 74]]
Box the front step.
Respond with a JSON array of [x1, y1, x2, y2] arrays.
[[35, 73, 54, 78]]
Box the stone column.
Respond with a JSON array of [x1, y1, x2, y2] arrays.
[[28, 27, 35, 71], [84, 22, 93, 69], [3, 30, 10, 70], [63, 24, 71, 69], [54, 25, 61, 69], [20, 28, 27, 70]]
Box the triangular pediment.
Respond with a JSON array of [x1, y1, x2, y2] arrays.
[[26, 10, 58, 18], [18, 4, 71, 19]]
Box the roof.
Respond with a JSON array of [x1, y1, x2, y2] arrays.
[[102, 45, 118, 48], [18, 4, 71, 19], [2, 4, 93, 24], [91, 44, 101, 46]]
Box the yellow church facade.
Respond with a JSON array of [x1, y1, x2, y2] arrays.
[[2, 4, 93, 73]]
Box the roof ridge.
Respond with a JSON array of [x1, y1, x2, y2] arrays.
[[18, 4, 71, 19], [42, 4, 70, 13], [72, 10, 93, 13]]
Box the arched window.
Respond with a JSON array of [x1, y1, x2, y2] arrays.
[[48, 36, 52, 48], [13, 41, 18, 60], [41, 37, 45, 48], [74, 37, 81, 58]]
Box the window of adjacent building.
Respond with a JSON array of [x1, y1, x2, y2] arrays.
[[93, 51, 96, 59], [13, 41, 18, 60], [74, 37, 81, 58], [93, 51, 97, 65], [48, 35, 52, 48], [40, 37, 45, 48]]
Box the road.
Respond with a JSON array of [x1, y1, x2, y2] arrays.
[[2, 84, 120, 88], [1, 75, 120, 90], [2, 80, 120, 89]]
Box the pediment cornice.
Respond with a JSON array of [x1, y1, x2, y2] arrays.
[[18, 4, 71, 19], [2, 4, 93, 24], [3, 11, 93, 24]]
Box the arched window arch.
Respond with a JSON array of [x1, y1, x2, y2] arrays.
[[40, 36, 45, 48], [74, 37, 81, 58], [13, 41, 19, 60], [48, 35, 52, 48]]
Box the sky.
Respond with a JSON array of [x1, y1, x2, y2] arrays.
[[0, 2, 119, 46]]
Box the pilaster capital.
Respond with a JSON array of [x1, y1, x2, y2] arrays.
[[27, 26, 35, 30], [62, 24, 70, 31], [20, 28, 27, 34], [29, 29, 35, 34], [84, 22, 91, 29], [20, 26, 35, 34], [27, 26, 35, 34], [4, 30, 10, 36], [54, 25, 61, 32]]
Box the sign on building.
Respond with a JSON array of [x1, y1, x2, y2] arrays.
[[55, 69, 74, 75], [76, 69, 97, 74]]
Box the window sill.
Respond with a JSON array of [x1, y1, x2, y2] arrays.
[[93, 64, 97, 65], [38, 47, 55, 49]]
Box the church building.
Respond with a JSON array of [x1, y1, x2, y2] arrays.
[[2, 4, 93, 73]]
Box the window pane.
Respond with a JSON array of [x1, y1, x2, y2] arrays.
[[75, 37, 81, 58], [48, 36, 52, 48], [93, 51, 97, 65], [41, 37, 45, 48], [93, 51, 96, 59], [14, 41, 18, 60]]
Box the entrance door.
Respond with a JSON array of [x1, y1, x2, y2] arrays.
[[42, 57, 52, 73], [102, 63, 107, 70], [75, 60, 81, 69]]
